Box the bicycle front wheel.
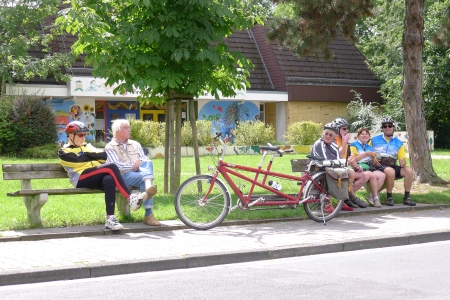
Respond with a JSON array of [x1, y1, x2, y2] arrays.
[[174, 174, 231, 230], [303, 172, 343, 222]]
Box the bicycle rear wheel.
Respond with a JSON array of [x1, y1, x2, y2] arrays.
[[303, 172, 343, 222], [175, 174, 231, 230]]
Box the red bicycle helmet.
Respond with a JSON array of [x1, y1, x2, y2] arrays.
[[65, 121, 89, 134]]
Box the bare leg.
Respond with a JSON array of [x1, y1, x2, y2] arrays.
[[352, 171, 370, 193], [401, 166, 414, 191], [383, 167, 396, 193], [373, 170, 386, 196], [367, 172, 379, 197]]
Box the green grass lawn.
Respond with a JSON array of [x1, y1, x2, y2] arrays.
[[1, 151, 449, 231]]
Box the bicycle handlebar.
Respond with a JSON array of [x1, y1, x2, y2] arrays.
[[213, 132, 293, 158]]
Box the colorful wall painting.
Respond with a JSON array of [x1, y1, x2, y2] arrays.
[[198, 101, 260, 143], [51, 99, 96, 144]]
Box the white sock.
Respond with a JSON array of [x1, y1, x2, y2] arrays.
[[144, 179, 152, 189]]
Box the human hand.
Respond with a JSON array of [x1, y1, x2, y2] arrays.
[[372, 156, 380, 166], [342, 133, 351, 143], [347, 156, 357, 168], [133, 160, 142, 171], [400, 158, 406, 168]]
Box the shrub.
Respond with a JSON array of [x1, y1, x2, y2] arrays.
[[22, 143, 60, 159], [284, 121, 322, 145], [181, 120, 213, 146], [1, 95, 58, 155], [0, 96, 14, 153], [129, 119, 164, 147], [346, 90, 384, 132], [233, 121, 275, 145]]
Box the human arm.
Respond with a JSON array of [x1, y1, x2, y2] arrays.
[[58, 145, 105, 168], [338, 133, 351, 158], [398, 145, 407, 167]]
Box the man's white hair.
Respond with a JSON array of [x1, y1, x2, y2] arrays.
[[111, 119, 130, 138]]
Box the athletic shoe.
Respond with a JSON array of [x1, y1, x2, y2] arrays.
[[143, 214, 161, 226], [105, 215, 124, 230], [344, 199, 358, 208], [129, 192, 148, 211], [323, 204, 334, 214], [341, 203, 354, 211], [365, 194, 375, 206], [352, 197, 368, 208], [373, 196, 382, 208], [145, 185, 157, 200], [403, 196, 416, 206], [386, 196, 394, 206]]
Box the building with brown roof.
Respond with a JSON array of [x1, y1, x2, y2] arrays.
[[7, 22, 381, 144]]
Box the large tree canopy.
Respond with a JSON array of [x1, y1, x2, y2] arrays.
[[0, 0, 73, 93], [58, 0, 266, 104], [268, 0, 444, 183], [267, 0, 373, 59]]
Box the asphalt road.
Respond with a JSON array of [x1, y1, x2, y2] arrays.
[[1, 240, 449, 300]]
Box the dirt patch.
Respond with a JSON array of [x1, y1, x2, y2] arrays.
[[391, 181, 450, 194]]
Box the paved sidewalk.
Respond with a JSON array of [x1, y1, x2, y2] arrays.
[[1, 204, 450, 286]]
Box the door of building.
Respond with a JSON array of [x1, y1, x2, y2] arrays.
[[106, 102, 139, 140]]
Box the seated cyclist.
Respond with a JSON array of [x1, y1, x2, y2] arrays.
[[370, 117, 416, 206], [310, 123, 359, 212]]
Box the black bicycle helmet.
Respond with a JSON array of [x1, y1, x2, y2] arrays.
[[324, 122, 338, 134], [333, 117, 349, 129], [381, 117, 396, 127], [65, 121, 89, 134]]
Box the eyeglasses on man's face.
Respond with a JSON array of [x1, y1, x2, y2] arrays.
[[120, 126, 131, 130], [324, 132, 335, 137], [382, 124, 393, 129], [75, 133, 87, 137], [340, 127, 348, 131]]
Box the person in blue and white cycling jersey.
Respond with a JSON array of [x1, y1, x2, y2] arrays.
[[350, 128, 386, 208], [370, 118, 416, 206]]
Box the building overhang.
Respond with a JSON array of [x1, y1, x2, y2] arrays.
[[7, 76, 289, 102]]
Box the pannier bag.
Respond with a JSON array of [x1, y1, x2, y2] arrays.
[[379, 157, 397, 168], [324, 167, 350, 201]]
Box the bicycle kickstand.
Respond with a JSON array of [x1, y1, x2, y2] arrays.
[[319, 194, 327, 226]]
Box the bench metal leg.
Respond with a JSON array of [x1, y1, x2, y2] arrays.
[[116, 192, 131, 217], [23, 193, 48, 225]]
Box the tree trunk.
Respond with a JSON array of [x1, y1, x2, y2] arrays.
[[174, 99, 182, 191], [402, 0, 445, 184], [189, 100, 201, 176], [168, 100, 175, 193], [164, 101, 170, 194]]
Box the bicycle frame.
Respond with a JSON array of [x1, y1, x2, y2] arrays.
[[204, 139, 326, 210]]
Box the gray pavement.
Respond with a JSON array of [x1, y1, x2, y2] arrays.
[[1, 203, 450, 286]]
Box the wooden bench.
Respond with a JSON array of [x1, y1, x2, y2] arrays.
[[2, 163, 135, 225], [290, 159, 309, 173]]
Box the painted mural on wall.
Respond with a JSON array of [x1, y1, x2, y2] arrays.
[[70, 78, 141, 97], [51, 99, 96, 144], [198, 101, 260, 143]]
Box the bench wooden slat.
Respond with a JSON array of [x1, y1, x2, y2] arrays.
[[2, 163, 64, 172], [290, 159, 309, 172], [3, 171, 68, 180], [7, 188, 104, 197], [2, 163, 68, 180]]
